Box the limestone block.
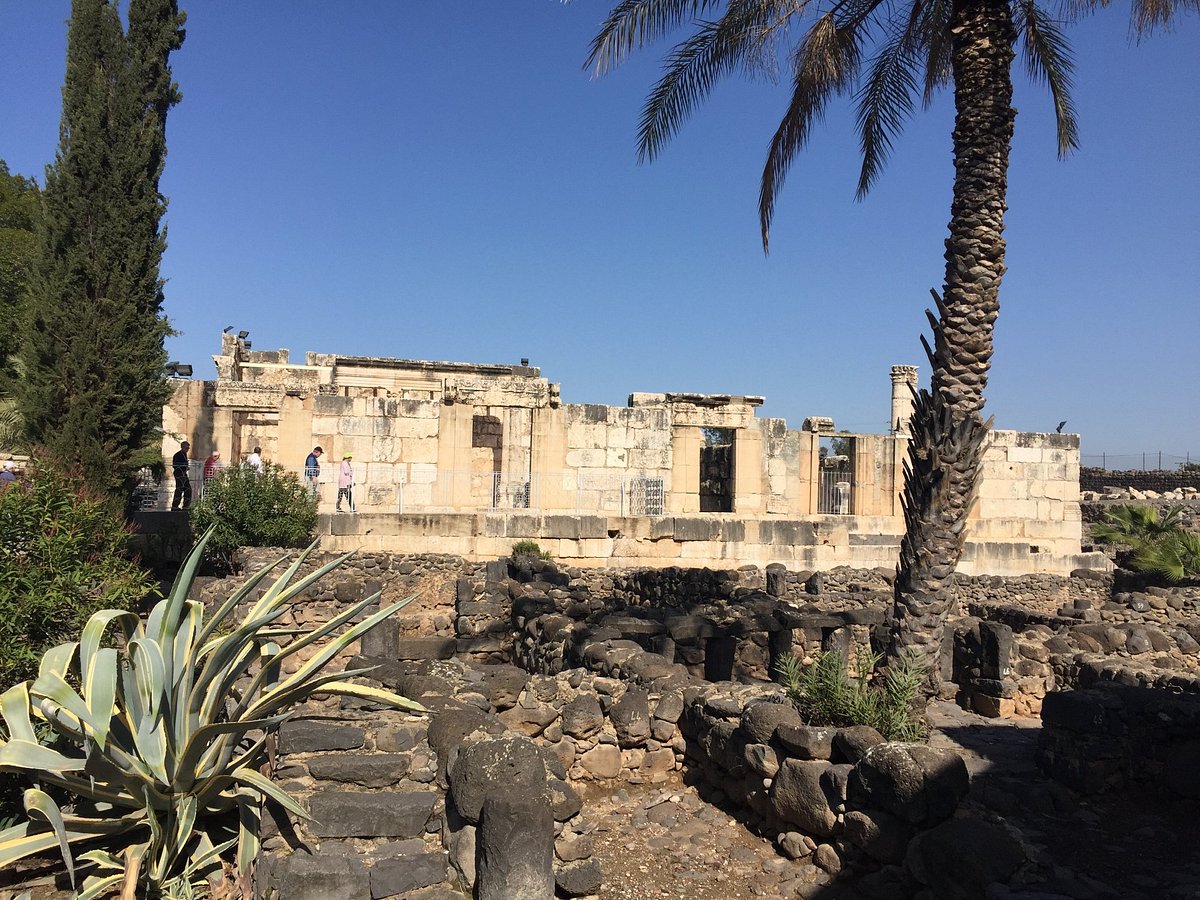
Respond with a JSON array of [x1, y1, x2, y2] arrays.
[[565, 448, 606, 468], [1007, 445, 1043, 464], [400, 483, 432, 509], [605, 448, 628, 468], [409, 463, 438, 485], [366, 462, 394, 485], [338, 416, 374, 437], [402, 438, 438, 465], [311, 416, 342, 436], [629, 448, 671, 470], [393, 416, 439, 439], [372, 436, 401, 463]]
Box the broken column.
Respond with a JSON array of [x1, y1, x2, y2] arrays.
[[890, 365, 918, 435]]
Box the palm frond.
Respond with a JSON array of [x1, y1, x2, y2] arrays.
[[1130, 0, 1200, 37], [759, 10, 867, 250], [912, 0, 953, 104], [854, 19, 922, 197], [585, 0, 725, 75], [1133, 531, 1200, 582], [1015, 0, 1079, 157], [638, 15, 759, 161]]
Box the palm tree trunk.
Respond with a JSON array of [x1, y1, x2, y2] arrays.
[[889, 0, 1016, 668]]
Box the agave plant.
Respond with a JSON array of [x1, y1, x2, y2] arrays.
[[0, 527, 422, 898]]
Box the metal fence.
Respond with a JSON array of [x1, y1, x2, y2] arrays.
[[1081, 452, 1197, 471], [138, 463, 671, 517]]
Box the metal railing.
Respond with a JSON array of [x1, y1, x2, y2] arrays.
[[138, 464, 673, 517]]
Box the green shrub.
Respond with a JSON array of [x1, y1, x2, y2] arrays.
[[0, 528, 423, 897], [1091, 504, 1183, 550], [1134, 531, 1200, 582], [512, 539, 551, 559], [0, 461, 156, 688], [775, 648, 927, 742], [191, 461, 317, 570]]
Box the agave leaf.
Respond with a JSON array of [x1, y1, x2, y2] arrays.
[[189, 606, 289, 719], [230, 767, 310, 821], [78, 847, 124, 871], [75, 872, 125, 900], [24, 788, 75, 886], [0, 739, 86, 773], [131, 712, 169, 788], [235, 794, 261, 880], [244, 542, 351, 623], [0, 817, 126, 872], [83, 647, 118, 750], [128, 638, 168, 727], [174, 714, 290, 792], [310, 681, 425, 712], [193, 556, 289, 651], [192, 639, 261, 732], [79, 610, 140, 689], [0, 683, 37, 743], [148, 526, 217, 647], [243, 665, 391, 722], [120, 842, 146, 900], [37, 642, 80, 684], [243, 596, 415, 718]]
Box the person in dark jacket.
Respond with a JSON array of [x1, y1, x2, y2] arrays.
[[171, 441, 192, 510], [304, 446, 323, 497]]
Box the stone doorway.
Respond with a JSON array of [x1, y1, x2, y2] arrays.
[[700, 427, 734, 513]]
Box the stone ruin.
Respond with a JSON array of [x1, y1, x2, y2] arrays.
[[158, 333, 1104, 576], [207, 548, 1200, 897], [6, 543, 1198, 899]]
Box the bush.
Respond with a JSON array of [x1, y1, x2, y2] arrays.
[[0, 528, 423, 897], [512, 539, 551, 559], [190, 461, 317, 570], [0, 461, 155, 688], [775, 648, 927, 742]]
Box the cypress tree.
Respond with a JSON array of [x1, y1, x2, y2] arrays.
[[15, 0, 185, 496]]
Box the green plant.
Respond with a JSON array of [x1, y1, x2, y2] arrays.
[[0, 460, 157, 688], [0, 527, 422, 898], [1134, 531, 1200, 583], [191, 462, 317, 571], [775, 648, 927, 742], [511, 540, 551, 560], [1091, 504, 1183, 550]]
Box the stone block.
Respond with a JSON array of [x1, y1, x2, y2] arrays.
[[369, 850, 448, 898], [308, 791, 436, 838], [279, 720, 364, 754], [306, 753, 411, 787], [262, 852, 370, 900], [477, 791, 555, 900]]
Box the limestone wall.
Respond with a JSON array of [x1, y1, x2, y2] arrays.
[[161, 334, 1097, 576]]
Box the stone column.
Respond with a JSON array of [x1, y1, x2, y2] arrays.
[[890, 365, 919, 435]]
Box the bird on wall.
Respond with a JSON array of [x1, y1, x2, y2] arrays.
[[1056, 421, 1067, 434]]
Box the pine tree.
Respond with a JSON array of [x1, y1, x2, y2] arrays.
[[15, 0, 185, 495]]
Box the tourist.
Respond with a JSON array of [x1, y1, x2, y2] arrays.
[[0, 460, 16, 490], [171, 440, 191, 510], [336, 453, 355, 512], [202, 450, 221, 482], [304, 446, 323, 497], [246, 446, 264, 474]]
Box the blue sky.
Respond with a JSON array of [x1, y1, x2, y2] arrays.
[[1, 1, 1197, 466]]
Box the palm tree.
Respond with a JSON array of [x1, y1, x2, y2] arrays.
[[584, 0, 1077, 663], [584, 0, 1194, 665]]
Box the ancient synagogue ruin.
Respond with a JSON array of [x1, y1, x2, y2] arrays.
[[162, 332, 1104, 575]]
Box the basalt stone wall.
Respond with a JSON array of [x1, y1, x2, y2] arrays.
[[1036, 684, 1200, 799], [260, 657, 602, 899], [1080, 467, 1200, 494], [500, 601, 1020, 896]]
